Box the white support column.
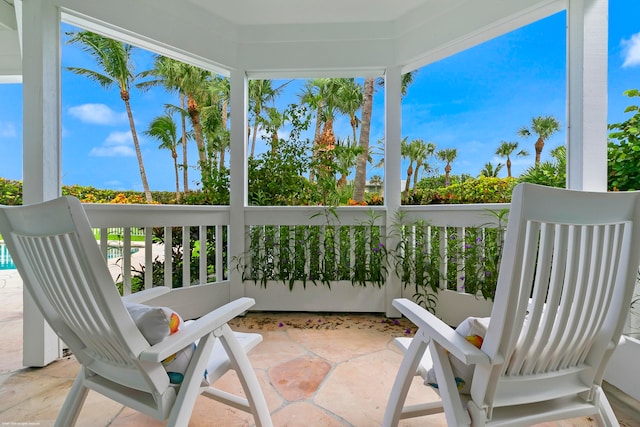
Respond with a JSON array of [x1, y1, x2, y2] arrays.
[[385, 65, 403, 316], [229, 69, 248, 301], [21, 0, 62, 366], [566, 0, 608, 191]]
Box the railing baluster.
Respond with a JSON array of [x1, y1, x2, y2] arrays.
[[164, 226, 172, 288], [122, 227, 132, 295], [199, 225, 207, 284], [144, 227, 153, 290], [182, 226, 190, 287]]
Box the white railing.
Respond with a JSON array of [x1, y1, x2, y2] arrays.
[[83, 203, 230, 295], [81, 202, 507, 317]]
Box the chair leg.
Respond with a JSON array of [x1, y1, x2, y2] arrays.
[[167, 332, 217, 427], [382, 334, 431, 427], [219, 324, 273, 427], [429, 343, 471, 426], [592, 386, 620, 427], [54, 369, 90, 427]]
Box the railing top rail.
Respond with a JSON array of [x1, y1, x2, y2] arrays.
[[398, 203, 510, 227], [83, 203, 231, 227], [245, 206, 387, 226]]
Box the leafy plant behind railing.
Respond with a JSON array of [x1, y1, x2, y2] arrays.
[[233, 206, 508, 312], [233, 209, 389, 290], [391, 211, 440, 312], [115, 225, 223, 295], [390, 209, 508, 312]]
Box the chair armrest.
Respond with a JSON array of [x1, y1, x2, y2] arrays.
[[139, 297, 255, 362], [121, 286, 171, 304], [393, 298, 490, 366]]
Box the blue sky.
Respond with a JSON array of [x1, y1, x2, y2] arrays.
[[1, 2, 639, 193]]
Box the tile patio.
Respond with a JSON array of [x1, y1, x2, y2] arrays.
[[1, 270, 638, 426]]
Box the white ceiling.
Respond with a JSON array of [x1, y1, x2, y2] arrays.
[[185, 0, 433, 26], [1, 0, 565, 81]]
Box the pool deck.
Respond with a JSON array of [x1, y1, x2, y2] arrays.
[[1, 269, 639, 426]]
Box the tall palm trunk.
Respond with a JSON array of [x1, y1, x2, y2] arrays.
[[250, 108, 260, 158], [350, 114, 358, 145], [534, 138, 544, 164], [445, 163, 452, 186], [353, 78, 374, 202], [180, 93, 189, 193], [319, 118, 336, 150], [404, 163, 413, 197], [220, 99, 228, 170], [171, 149, 180, 201], [309, 99, 324, 184], [187, 96, 208, 179], [413, 161, 422, 192], [506, 157, 512, 177], [122, 91, 152, 202]]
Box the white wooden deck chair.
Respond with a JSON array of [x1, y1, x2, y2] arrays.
[[384, 183, 640, 427], [0, 196, 272, 427]]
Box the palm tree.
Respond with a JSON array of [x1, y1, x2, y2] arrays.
[[298, 79, 343, 186], [248, 80, 288, 158], [517, 115, 560, 165], [144, 114, 183, 201], [337, 78, 363, 145], [260, 106, 287, 154], [353, 72, 417, 202], [370, 174, 383, 193], [479, 162, 504, 178], [67, 31, 153, 202], [352, 77, 375, 202], [413, 140, 436, 192], [436, 148, 457, 186], [151, 56, 190, 192], [334, 138, 365, 187], [209, 76, 230, 169], [152, 56, 211, 184], [401, 137, 418, 197], [315, 79, 343, 152], [299, 80, 325, 149], [495, 141, 529, 177]]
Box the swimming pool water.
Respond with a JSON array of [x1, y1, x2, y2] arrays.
[[0, 243, 16, 270], [0, 243, 139, 270]]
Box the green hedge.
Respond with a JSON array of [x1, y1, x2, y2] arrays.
[[1, 177, 519, 206], [405, 177, 518, 205], [0, 178, 177, 205]]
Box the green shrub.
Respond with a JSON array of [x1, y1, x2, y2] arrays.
[[408, 177, 517, 205], [608, 89, 640, 191]]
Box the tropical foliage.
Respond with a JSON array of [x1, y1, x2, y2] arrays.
[[519, 145, 566, 188], [608, 89, 640, 191]]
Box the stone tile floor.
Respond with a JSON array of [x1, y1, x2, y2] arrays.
[[1, 270, 639, 426]]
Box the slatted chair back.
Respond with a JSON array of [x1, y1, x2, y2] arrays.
[[0, 197, 173, 412], [471, 183, 640, 420]]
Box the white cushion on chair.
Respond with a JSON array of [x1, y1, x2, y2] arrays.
[[424, 316, 489, 394], [125, 302, 183, 345], [125, 302, 199, 385]]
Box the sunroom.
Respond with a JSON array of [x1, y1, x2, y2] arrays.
[[1, 0, 638, 424]]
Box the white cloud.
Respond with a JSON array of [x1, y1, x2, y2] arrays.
[[105, 131, 133, 145], [68, 103, 127, 125], [622, 32, 640, 68], [89, 145, 135, 157], [0, 122, 17, 138], [89, 131, 135, 157]]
